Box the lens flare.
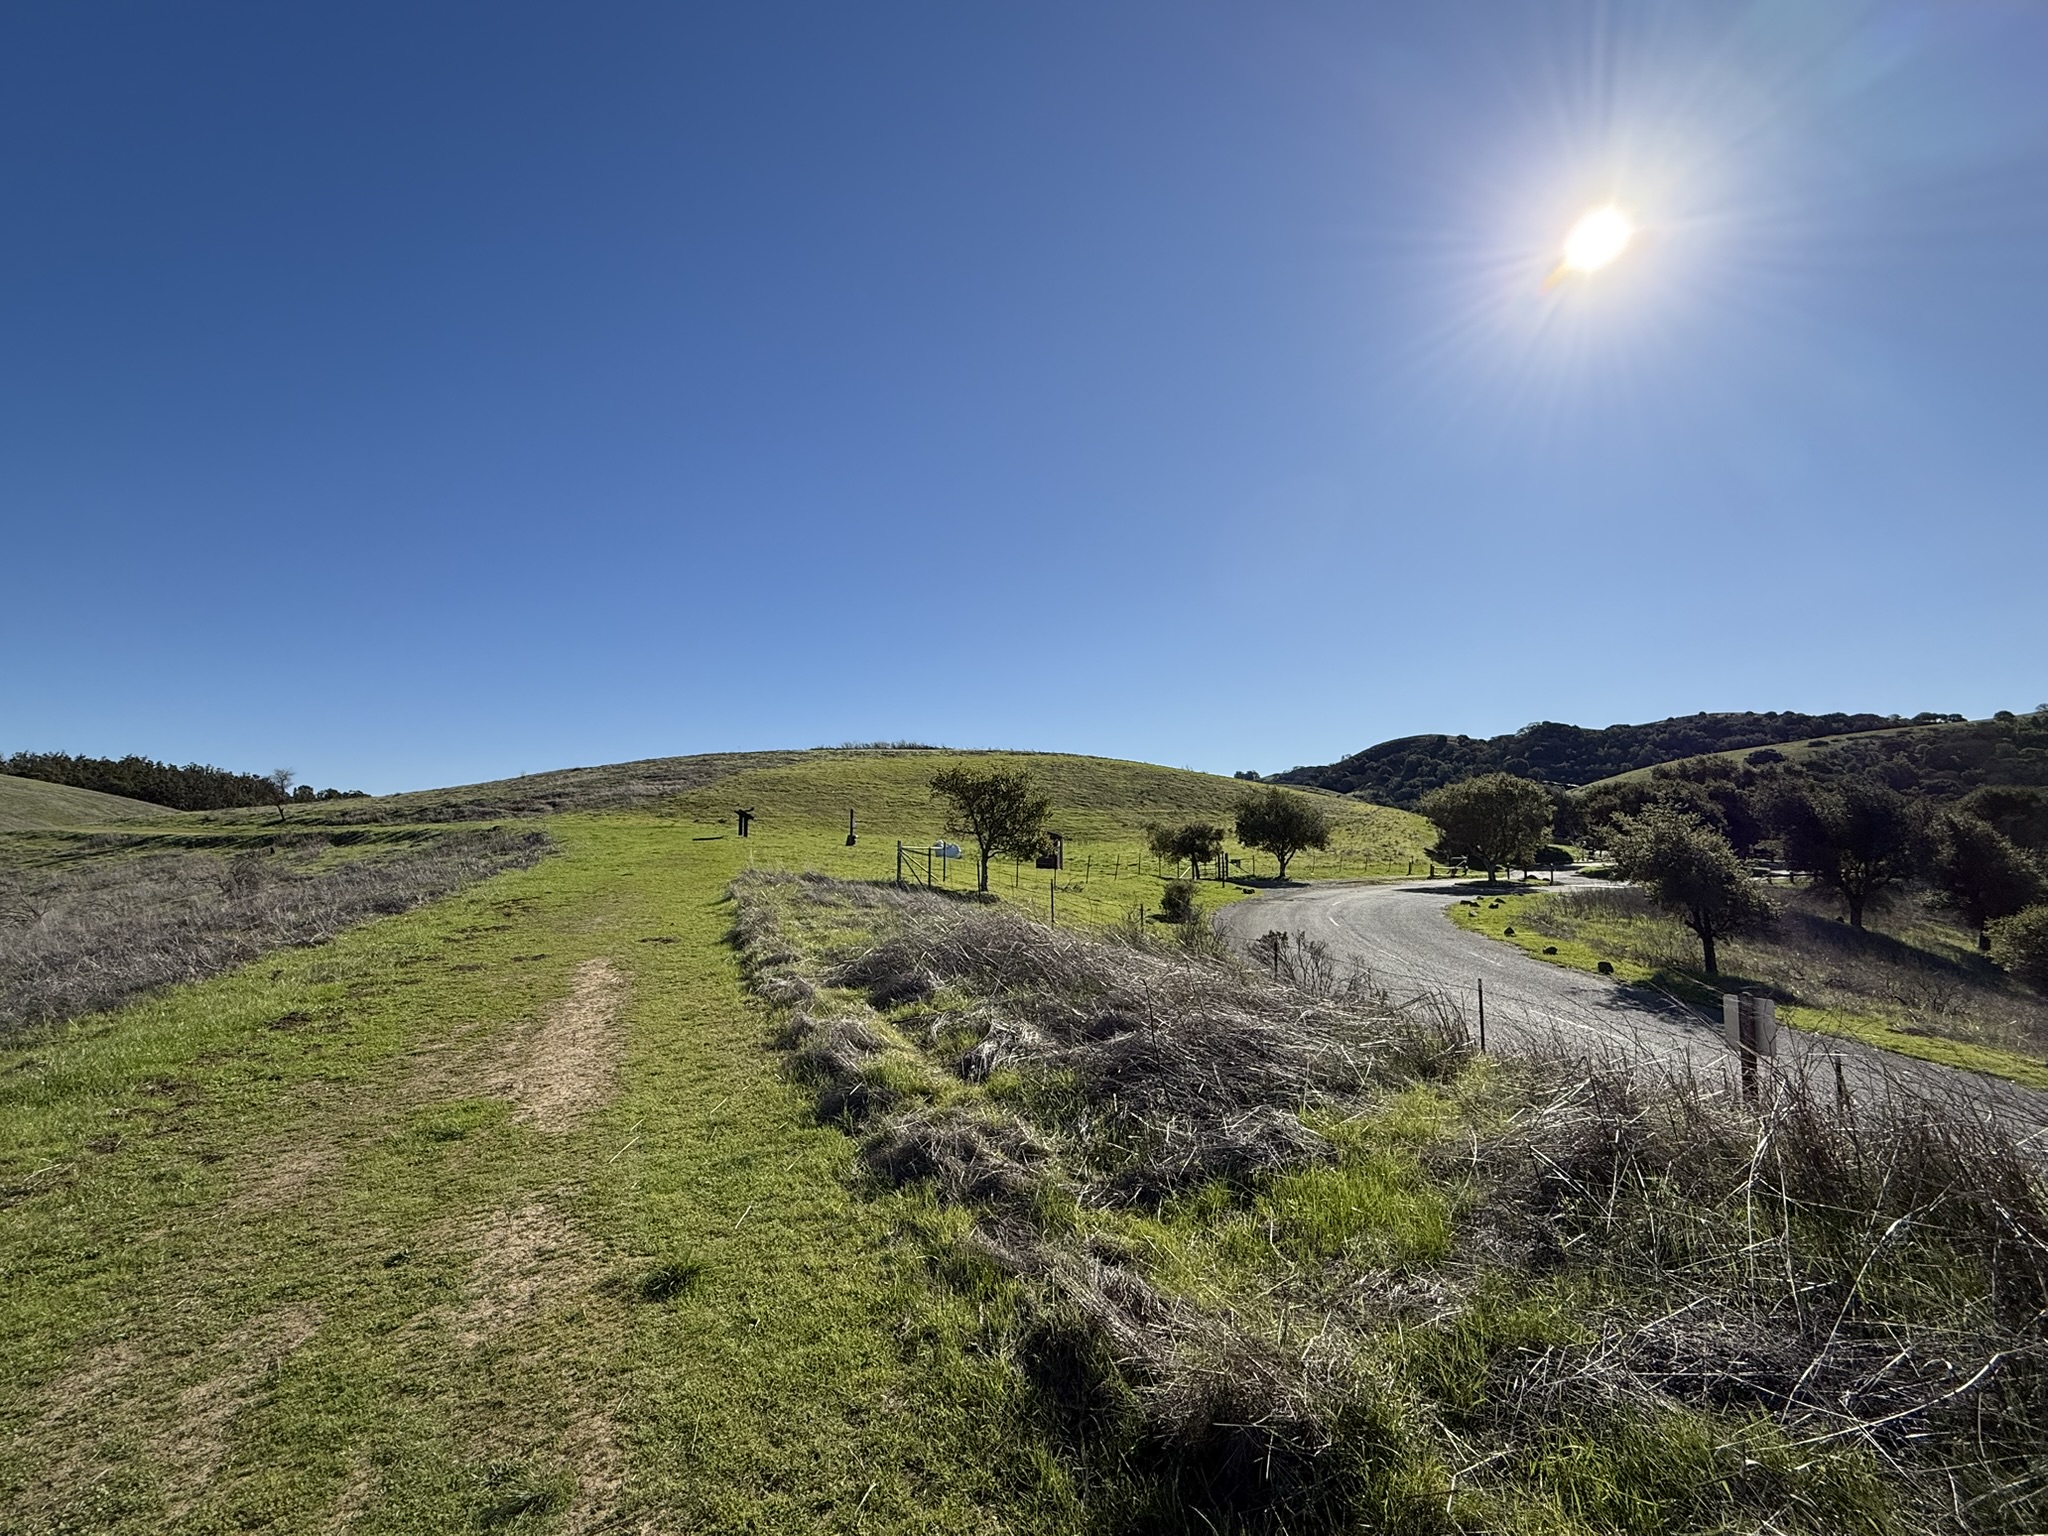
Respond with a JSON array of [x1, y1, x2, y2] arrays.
[[1561, 205, 1634, 272]]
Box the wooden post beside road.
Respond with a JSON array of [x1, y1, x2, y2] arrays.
[[1722, 990, 1778, 1102]]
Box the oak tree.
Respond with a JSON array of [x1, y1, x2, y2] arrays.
[[1611, 807, 1770, 976], [929, 766, 1053, 893], [1416, 773, 1552, 883], [1233, 788, 1331, 880]]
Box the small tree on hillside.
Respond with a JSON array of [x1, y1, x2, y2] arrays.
[[1611, 807, 1771, 976], [1931, 813, 2044, 949], [1415, 773, 1552, 883], [1233, 788, 1331, 880], [265, 768, 296, 823], [1147, 821, 1224, 880], [930, 766, 1053, 894], [1773, 778, 1916, 929], [1991, 905, 2048, 991]]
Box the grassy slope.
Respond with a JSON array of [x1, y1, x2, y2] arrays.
[[0, 773, 172, 832], [0, 752, 1431, 1532], [1576, 718, 1973, 790], [1447, 889, 2048, 1089], [664, 750, 1431, 927]]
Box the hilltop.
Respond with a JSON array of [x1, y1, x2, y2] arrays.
[[1274, 709, 1961, 804]]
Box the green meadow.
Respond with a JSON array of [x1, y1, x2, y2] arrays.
[[0, 752, 1431, 1533]]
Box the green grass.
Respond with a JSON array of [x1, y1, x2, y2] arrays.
[[0, 772, 173, 832], [0, 751, 1426, 1531], [1448, 888, 2048, 1089], [661, 749, 1434, 926], [0, 813, 1076, 1532]]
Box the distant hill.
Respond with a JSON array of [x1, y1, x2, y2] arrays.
[[0, 773, 170, 832], [1792, 710, 2048, 799], [1273, 711, 1961, 806]]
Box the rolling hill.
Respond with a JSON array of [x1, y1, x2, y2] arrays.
[[1274, 710, 1962, 804], [0, 772, 173, 832], [1580, 711, 2048, 801]]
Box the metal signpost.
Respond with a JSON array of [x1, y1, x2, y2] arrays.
[[1721, 990, 1778, 1102]]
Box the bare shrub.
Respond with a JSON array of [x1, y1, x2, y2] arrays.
[[0, 828, 550, 1033], [730, 871, 1464, 1529]]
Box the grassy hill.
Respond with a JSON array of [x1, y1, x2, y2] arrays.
[[1277, 711, 1957, 804], [0, 772, 173, 832], [1580, 712, 2048, 801], [1574, 720, 1978, 789]]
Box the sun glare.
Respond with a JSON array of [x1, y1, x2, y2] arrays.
[[1561, 205, 1634, 273]]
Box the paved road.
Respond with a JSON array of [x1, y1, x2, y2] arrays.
[[1214, 877, 2048, 1132]]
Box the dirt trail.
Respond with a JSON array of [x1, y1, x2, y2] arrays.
[[502, 958, 630, 1132]]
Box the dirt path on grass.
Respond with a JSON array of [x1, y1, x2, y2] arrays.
[[500, 957, 630, 1131], [1216, 878, 2048, 1130]]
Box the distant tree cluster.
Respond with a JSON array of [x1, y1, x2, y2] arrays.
[[1, 751, 367, 812], [1272, 710, 1960, 805], [1404, 737, 2048, 981]]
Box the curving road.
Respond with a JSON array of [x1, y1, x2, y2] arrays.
[[1214, 877, 2048, 1129]]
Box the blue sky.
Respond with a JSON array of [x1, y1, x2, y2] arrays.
[[5, 2, 2045, 793]]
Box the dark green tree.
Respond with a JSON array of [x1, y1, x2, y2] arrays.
[[1232, 788, 1331, 880], [1990, 905, 2048, 991], [1930, 813, 2043, 949], [1147, 822, 1225, 880], [930, 766, 1053, 893], [1961, 785, 2048, 854], [1416, 773, 1552, 883], [1611, 807, 1771, 975], [1773, 778, 1917, 929]]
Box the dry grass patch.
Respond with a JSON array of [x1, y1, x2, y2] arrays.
[[500, 957, 630, 1132], [0, 826, 550, 1034], [732, 869, 2048, 1536]]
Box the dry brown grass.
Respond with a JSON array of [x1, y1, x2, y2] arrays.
[[730, 870, 2048, 1535], [0, 827, 549, 1034], [498, 958, 630, 1132]]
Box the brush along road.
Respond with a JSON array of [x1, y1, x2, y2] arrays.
[[1214, 876, 2048, 1130]]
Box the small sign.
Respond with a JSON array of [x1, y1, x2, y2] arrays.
[[932, 842, 962, 859]]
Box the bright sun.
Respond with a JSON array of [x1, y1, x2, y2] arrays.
[[1561, 205, 1634, 273]]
